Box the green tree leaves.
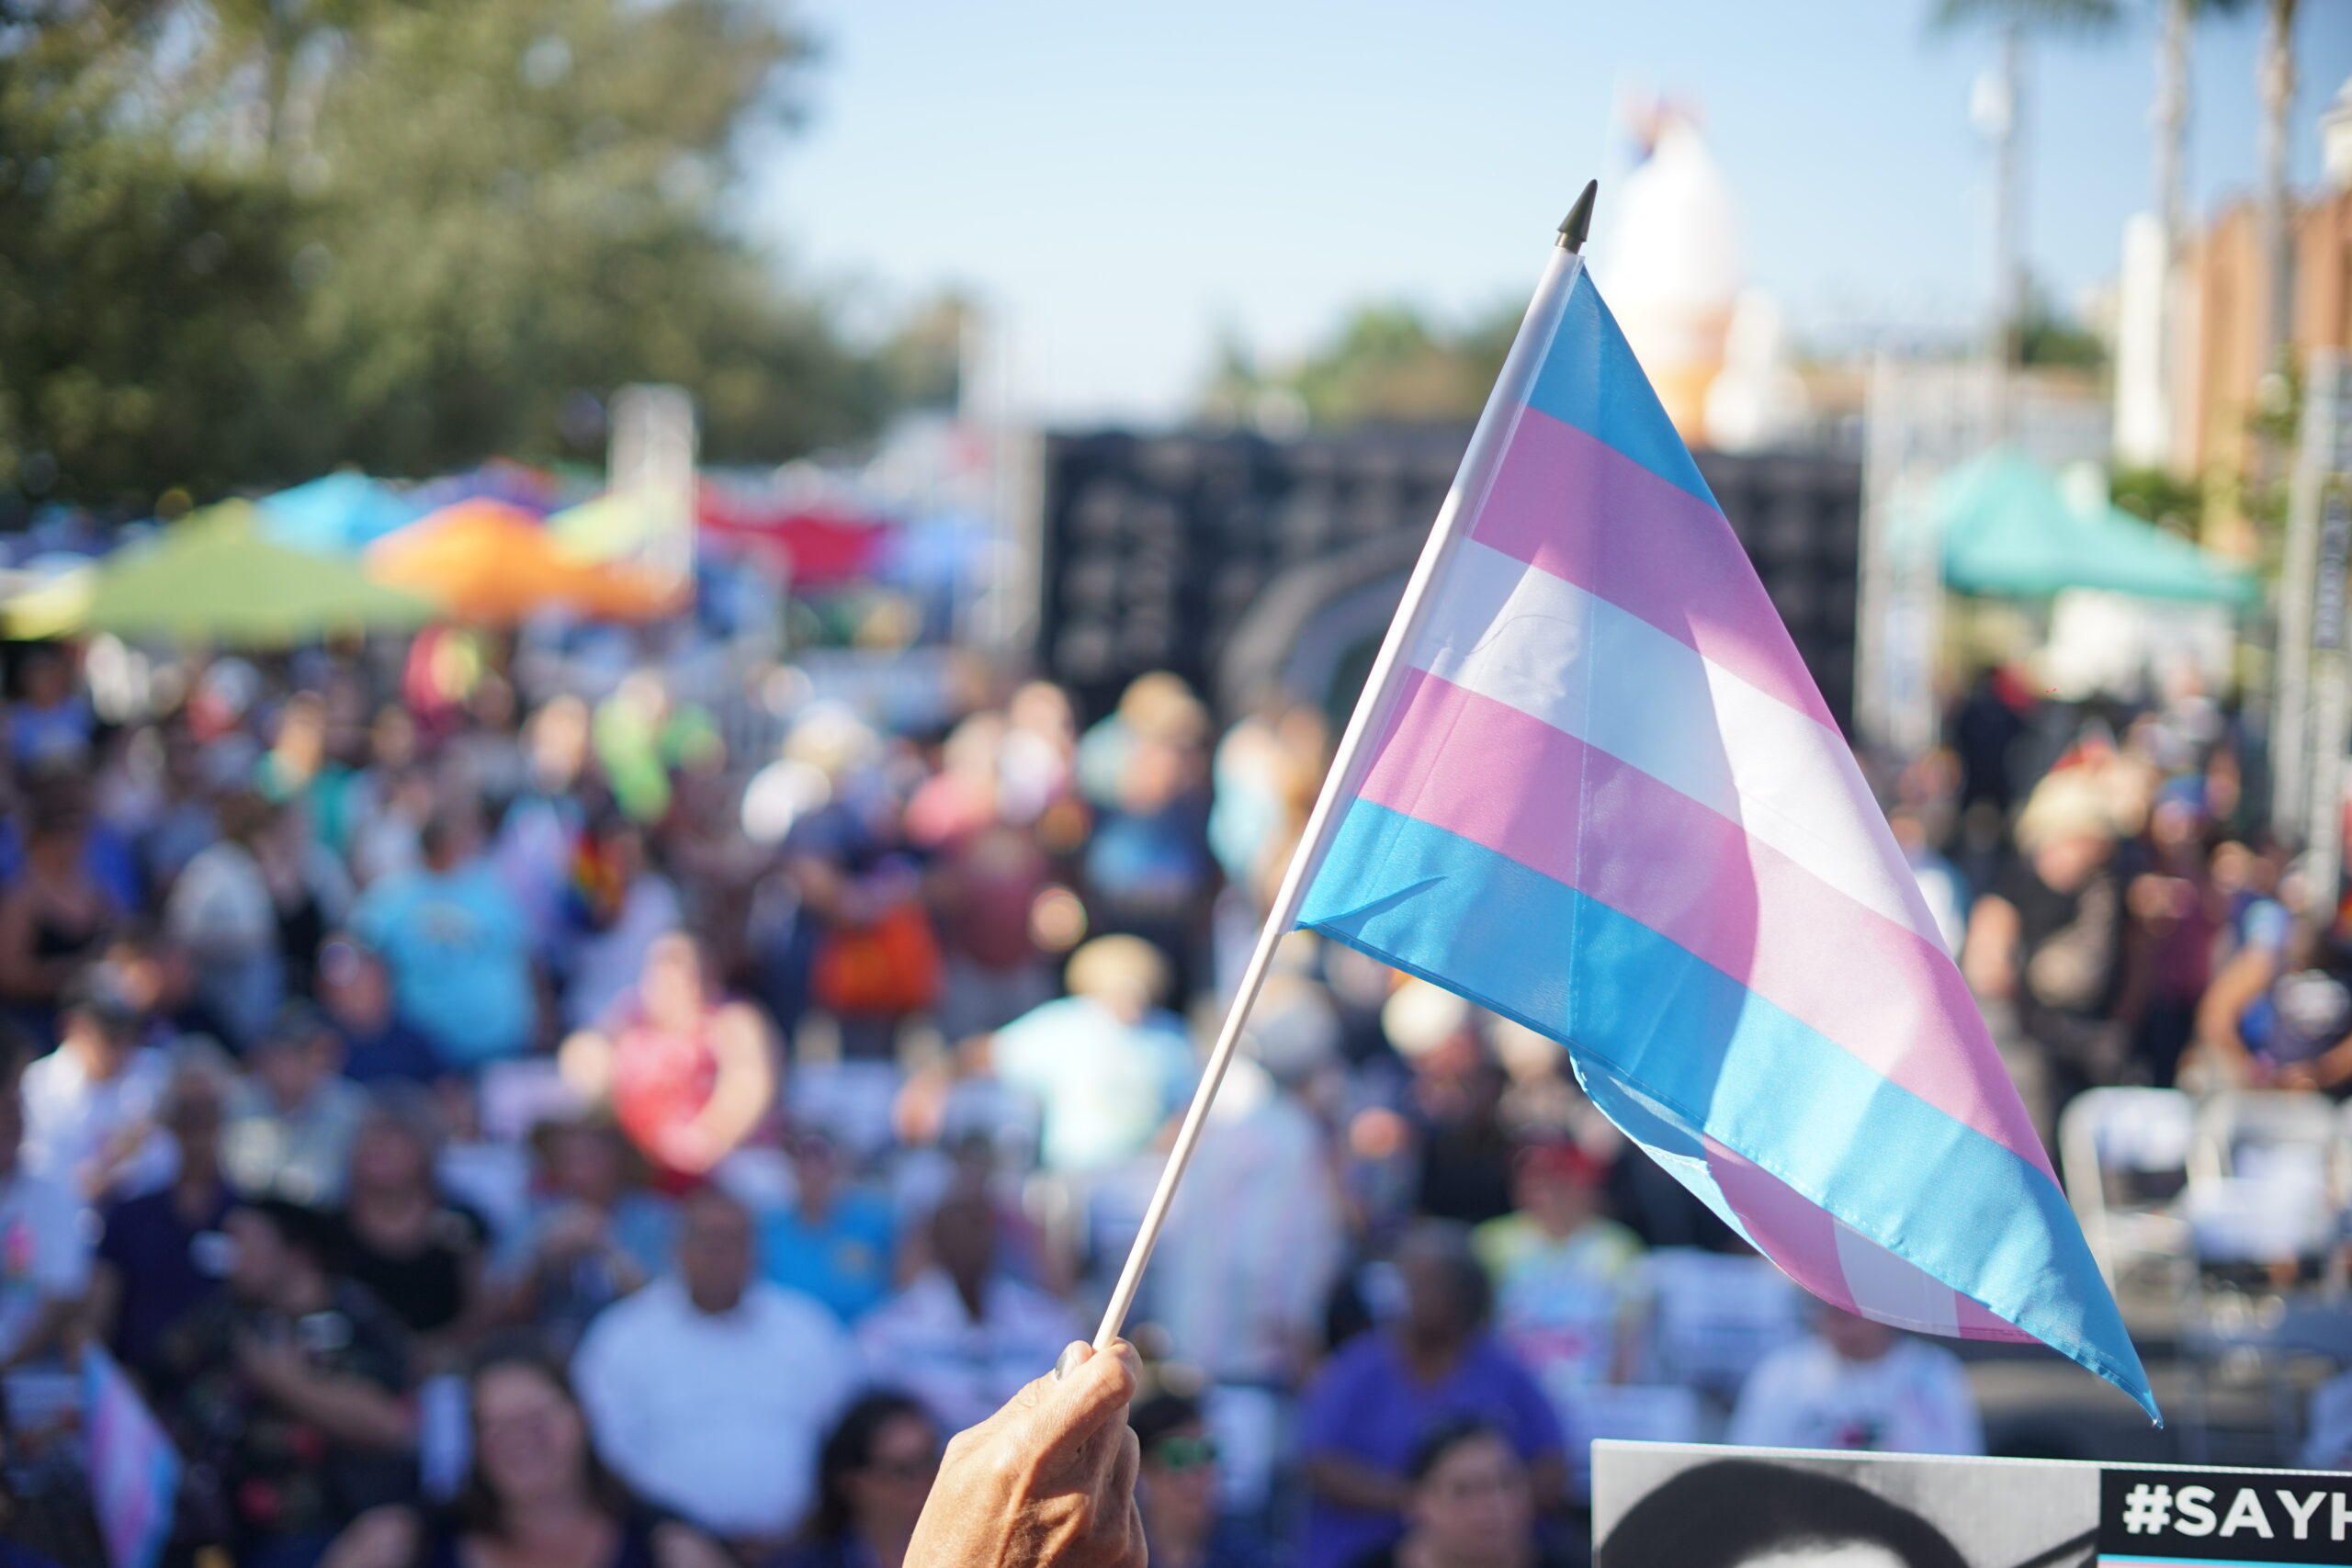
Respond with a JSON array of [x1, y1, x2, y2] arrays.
[[0, 0, 888, 510]]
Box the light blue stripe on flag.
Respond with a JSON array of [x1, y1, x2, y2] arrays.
[[1299, 798, 2152, 1410], [1522, 273, 1718, 510]]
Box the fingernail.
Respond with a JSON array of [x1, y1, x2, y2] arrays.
[[1053, 1342, 1090, 1381]]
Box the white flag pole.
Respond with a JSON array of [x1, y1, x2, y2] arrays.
[[1082, 185, 1600, 1357]]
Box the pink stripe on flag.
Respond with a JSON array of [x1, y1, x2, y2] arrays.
[[1706, 1137, 2036, 1343], [1952, 1291, 2018, 1340], [1471, 406, 1839, 734], [1359, 668, 2057, 1183], [1702, 1135, 1862, 1317]]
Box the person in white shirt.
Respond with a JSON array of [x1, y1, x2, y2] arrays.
[[857, 1192, 1081, 1436], [1157, 1053, 1341, 1388], [164, 790, 286, 1051], [20, 966, 175, 1203], [571, 1185, 854, 1550], [221, 1002, 368, 1205], [1726, 1303, 1984, 1456], [0, 1052, 88, 1379]]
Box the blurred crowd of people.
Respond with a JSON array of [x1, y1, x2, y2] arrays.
[[0, 632, 2326, 1568], [1937, 663, 2325, 1113]]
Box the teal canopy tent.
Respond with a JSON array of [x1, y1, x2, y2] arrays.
[[1933, 448, 2256, 606]]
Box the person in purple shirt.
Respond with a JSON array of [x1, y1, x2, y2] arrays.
[[1299, 1223, 1567, 1568], [91, 1058, 235, 1378]]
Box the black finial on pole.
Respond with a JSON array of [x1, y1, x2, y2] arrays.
[[1556, 179, 1599, 254]]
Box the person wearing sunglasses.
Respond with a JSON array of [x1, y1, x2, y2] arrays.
[[775, 1392, 944, 1568], [1129, 1393, 1270, 1568]]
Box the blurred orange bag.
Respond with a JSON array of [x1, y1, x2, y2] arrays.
[[813, 902, 942, 1016]]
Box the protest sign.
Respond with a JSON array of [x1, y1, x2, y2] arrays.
[[1594, 1441, 2352, 1567]]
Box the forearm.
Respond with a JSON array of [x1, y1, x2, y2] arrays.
[[2310, 1036, 2352, 1089], [267, 1375, 415, 1451], [688, 1013, 775, 1151], [0, 1298, 80, 1371]]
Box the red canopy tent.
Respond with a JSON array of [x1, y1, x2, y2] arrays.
[[695, 483, 892, 589]]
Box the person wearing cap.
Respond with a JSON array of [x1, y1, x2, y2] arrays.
[[1473, 1142, 1646, 1502], [223, 1001, 368, 1206], [18, 962, 175, 1202], [1473, 1142, 1645, 1393]]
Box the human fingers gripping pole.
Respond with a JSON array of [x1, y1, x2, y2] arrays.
[[1082, 198, 1597, 1357]]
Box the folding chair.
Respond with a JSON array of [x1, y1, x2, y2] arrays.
[[1636, 1247, 1806, 1407], [2177, 1090, 2343, 1459], [2055, 1087, 2194, 1288], [2184, 1090, 2339, 1272]]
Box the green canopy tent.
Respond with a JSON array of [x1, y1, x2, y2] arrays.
[[5, 502, 435, 645], [1932, 448, 2256, 605]]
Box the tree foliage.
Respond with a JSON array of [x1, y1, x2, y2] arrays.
[[1204, 301, 1521, 431], [0, 0, 891, 510]]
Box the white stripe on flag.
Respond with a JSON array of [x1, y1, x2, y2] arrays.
[[1405, 541, 1942, 949], [1831, 1215, 1962, 1337]]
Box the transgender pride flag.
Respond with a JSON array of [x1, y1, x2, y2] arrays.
[[1286, 227, 2155, 1417]]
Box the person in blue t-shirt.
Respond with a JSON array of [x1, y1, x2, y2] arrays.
[[349, 808, 535, 1070], [760, 1130, 896, 1323], [315, 936, 445, 1085]]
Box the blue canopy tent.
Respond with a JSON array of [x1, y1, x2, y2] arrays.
[[257, 472, 426, 556]]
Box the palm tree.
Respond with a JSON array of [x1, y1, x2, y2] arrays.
[[2188, 0, 2305, 374], [1935, 1, 2123, 434], [2256, 0, 2301, 370], [2154, 0, 2196, 274]]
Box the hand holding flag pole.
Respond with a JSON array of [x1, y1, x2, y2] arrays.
[[1081, 183, 1603, 1359]]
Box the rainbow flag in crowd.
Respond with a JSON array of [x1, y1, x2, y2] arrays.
[[1293, 238, 2155, 1418]]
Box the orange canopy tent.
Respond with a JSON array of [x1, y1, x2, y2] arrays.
[[368, 500, 682, 624]]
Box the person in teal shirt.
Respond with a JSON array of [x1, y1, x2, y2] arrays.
[[350, 809, 536, 1069], [759, 1131, 897, 1322], [988, 935, 1196, 1176]]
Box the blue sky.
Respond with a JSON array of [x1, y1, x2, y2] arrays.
[[745, 0, 2352, 422]]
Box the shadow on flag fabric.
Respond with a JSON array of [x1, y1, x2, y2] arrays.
[[1293, 243, 2156, 1420]]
